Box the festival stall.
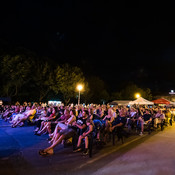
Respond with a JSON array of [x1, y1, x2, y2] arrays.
[[152, 98, 175, 106], [129, 97, 154, 105]]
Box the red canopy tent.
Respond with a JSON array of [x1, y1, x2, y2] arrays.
[[152, 98, 170, 105]]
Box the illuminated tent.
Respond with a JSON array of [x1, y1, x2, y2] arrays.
[[129, 97, 154, 105], [152, 98, 172, 105]]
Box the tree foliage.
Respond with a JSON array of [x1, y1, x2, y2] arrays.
[[53, 64, 86, 105], [1, 55, 32, 97], [111, 82, 152, 101], [0, 50, 152, 104], [0, 53, 88, 104], [86, 76, 109, 104], [33, 61, 54, 102]]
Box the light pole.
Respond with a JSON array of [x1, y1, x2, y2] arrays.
[[77, 84, 83, 106]]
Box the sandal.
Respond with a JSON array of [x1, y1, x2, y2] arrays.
[[39, 149, 53, 156], [35, 132, 42, 136]]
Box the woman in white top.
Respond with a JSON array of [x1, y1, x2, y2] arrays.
[[49, 109, 76, 144]]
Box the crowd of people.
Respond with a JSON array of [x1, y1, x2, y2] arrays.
[[0, 102, 174, 156]]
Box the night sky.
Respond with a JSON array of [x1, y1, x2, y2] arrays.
[[1, 1, 175, 94]]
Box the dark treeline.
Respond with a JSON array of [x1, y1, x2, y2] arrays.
[[0, 43, 152, 104]]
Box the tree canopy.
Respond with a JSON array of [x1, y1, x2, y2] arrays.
[[0, 49, 153, 104]]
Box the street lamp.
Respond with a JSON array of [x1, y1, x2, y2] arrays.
[[77, 84, 83, 105], [135, 93, 141, 99]]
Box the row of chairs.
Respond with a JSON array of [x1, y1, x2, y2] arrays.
[[26, 115, 173, 158], [86, 116, 173, 158]]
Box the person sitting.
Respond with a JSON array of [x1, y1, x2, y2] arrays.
[[102, 108, 114, 143], [165, 109, 172, 126], [45, 109, 70, 139], [154, 109, 165, 128], [110, 108, 127, 133], [73, 118, 94, 155], [35, 107, 57, 135], [2, 106, 14, 121], [48, 109, 75, 143], [11, 105, 36, 127], [8, 106, 20, 122], [34, 107, 48, 133], [139, 109, 152, 136], [38, 109, 88, 156]]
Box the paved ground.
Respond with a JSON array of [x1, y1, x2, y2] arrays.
[[92, 125, 175, 175], [1, 119, 175, 175]]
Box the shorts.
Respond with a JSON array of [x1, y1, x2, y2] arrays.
[[57, 122, 68, 130], [60, 128, 76, 140]]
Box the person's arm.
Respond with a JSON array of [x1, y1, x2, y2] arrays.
[[89, 115, 93, 120], [99, 112, 104, 118], [75, 123, 86, 130], [47, 114, 56, 121], [61, 116, 70, 123], [83, 125, 93, 137], [112, 122, 123, 129], [149, 117, 152, 122], [110, 116, 114, 123], [103, 115, 107, 120], [66, 116, 75, 125], [140, 111, 143, 116]]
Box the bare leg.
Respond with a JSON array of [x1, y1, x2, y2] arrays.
[[39, 121, 45, 130], [38, 122, 49, 133], [85, 136, 88, 149], [49, 126, 62, 143], [47, 122, 52, 134], [76, 135, 83, 147], [52, 133, 61, 144], [13, 116, 27, 127], [141, 121, 144, 132], [44, 134, 66, 152]]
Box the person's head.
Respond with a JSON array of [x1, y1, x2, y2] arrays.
[[64, 109, 70, 116], [157, 109, 162, 114], [145, 109, 150, 114], [108, 108, 113, 116], [120, 108, 127, 117], [70, 109, 76, 116], [52, 107, 58, 114], [26, 106, 31, 110], [82, 110, 88, 118], [88, 108, 93, 115], [48, 107, 52, 113], [15, 107, 20, 113], [37, 106, 42, 110], [32, 105, 36, 109]]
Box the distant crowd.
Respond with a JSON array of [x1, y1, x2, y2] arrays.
[[0, 102, 174, 156]]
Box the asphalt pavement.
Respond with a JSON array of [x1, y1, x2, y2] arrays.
[[1, 119, 175, 175]]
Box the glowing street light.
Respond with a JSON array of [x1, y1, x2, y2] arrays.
[[135, 93, 141, 99], [77, 84, 83, 105]]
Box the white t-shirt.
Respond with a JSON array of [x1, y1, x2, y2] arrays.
[[57, 115, 76, 130]]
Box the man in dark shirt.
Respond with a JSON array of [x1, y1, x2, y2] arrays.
[[110, 108, 127, 132], [139, 109, 152, 136]]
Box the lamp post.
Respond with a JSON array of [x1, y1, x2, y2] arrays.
[[77, 84, 83, 105]]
